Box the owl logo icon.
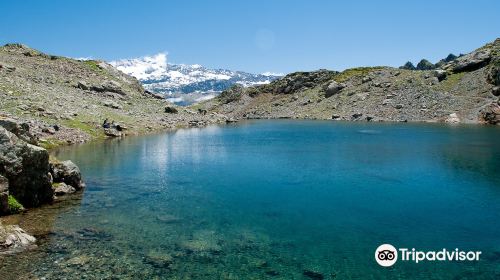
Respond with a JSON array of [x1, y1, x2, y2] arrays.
[[375, 244, 398, 267]]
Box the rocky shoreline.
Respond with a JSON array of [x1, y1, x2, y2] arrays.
[[0, 118, 86, 253]]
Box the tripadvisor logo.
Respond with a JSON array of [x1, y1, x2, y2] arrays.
[[375, 244, 481, 267]]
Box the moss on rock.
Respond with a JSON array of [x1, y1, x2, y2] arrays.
[[8, 195, 24, 214]]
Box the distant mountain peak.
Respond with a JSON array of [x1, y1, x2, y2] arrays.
[[110, 53, 282, 105], [110, 53, 168, 81]]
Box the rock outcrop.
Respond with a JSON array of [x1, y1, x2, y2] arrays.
[[0, 126, 53, 209], [479, 103, 500, 124], [443, 48, 491, 73], [324, 81, 346, 97], [0, 119, 85, 214], [0, 117, 38, 145], [201, 38, 500, 125], [50, 160, 85, 190]]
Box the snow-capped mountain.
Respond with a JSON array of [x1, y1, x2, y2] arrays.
[[110, 53, 282, 105]]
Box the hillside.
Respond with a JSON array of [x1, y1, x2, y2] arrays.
[[199, 39, 500, 125], [0, 44, 226, 149]]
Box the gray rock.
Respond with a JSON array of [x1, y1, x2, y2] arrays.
[[394, 104, 404, 109], [0, 118, 38, 145], [0, 222, 36, 251], [0, 127, 53, 208], [445, 113, 460, 123], [144, 90, 164, 99], [479, 103, 500, 125], [76, 80, 89, 90], [492, 86, 500, 97], [103, 100, 122, 109], [444, 49, 491, 73], [351, 112, 363, 119], [164, 106, 178, 114], [50, 160, 84, 190], [0, 175, 8, 214], [42, 126, 56, 134], [103, 80, 126, 95], [433, 69, 447, 81], [362, 76, 372, 83], [53, 182, 76, 196], [324, 81, 346, 97], [104, 128, 122, 137], [91, 80, 126, 95]]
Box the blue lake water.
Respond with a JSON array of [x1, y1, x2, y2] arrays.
[[1, 120, 500, 279]]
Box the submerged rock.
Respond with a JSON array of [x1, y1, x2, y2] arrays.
[[144, 251, 174, 268], [53, 182, 76, 195], [303, 269, 324, 280], [0, 221, 36, 252], [156, 214, 181, 223]]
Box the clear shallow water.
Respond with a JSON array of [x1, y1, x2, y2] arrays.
[[1, 120, 500, 279]]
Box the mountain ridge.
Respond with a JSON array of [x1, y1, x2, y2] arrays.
[[110, 54, 281, 104]]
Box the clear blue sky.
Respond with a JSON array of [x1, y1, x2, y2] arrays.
[[1, 0, 499, 74]]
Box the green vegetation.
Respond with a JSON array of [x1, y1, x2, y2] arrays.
[[38, 138, 66, 149], [438, 72, 465, 91], [83, 60, 104, 73], [8, 195, 24, 214], [61, 118, 104, 138], [333, 67, 384, 83]]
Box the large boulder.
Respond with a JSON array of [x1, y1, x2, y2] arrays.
[[0, 127, 53, 208], [479, 103, 500, 125], [50, 160, 84, 190], [492, 86, 500, 97], [443, 49, 491, 73], [104, 127, 122, 137], [0, 117, 38, 145], [433, 69, 447, 81], [0, 175, 8, 214], [324, 81, 346, 97], [164, 106, 179, 113], [91, 80, 127, 95]]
